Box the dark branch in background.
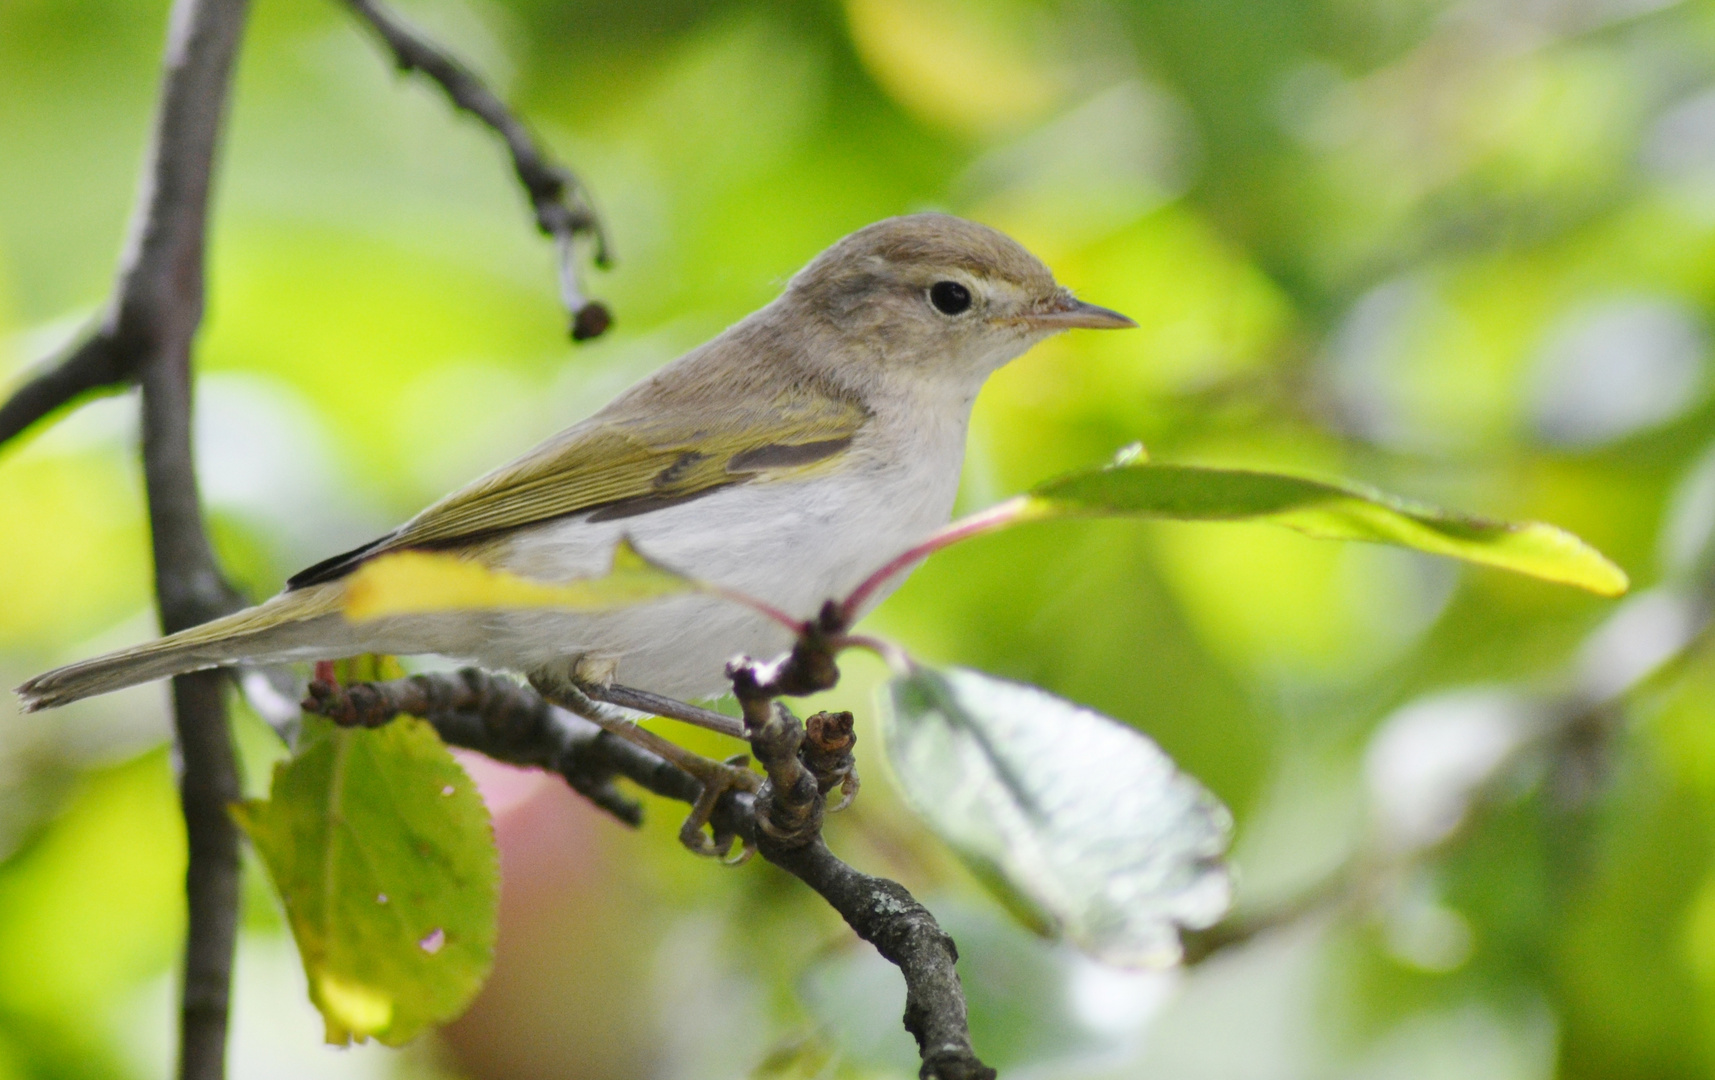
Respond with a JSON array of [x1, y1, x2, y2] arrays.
[[340, 0, 614, 340], [0, 0, 258, 1077], [0, 0, 617, 449], [0, 1, 623, 1078], [113, 4, 253, 1079], [1182, 578, 1715, 968], [0, 336, 128, 446], [305, 660, 996, 1080]]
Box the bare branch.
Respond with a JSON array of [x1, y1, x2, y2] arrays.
[[339, 0, 613, 340], [66, 1, 259, 1077], [305, 668, 663, 824], [730, 641, 994, 1080], [1181, 580, 1715, 970], [763, 838, 996, 1080], [20, 1, 604, 1076], [301, 668, 757, 835], [306, 666, 995, 1080], [0, 334, 130, 448], [0, 0, 252, 1066]]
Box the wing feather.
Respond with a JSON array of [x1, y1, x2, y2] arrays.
[[288, 381, 868, 588]]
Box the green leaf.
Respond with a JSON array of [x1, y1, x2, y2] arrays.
[[879, 664, 1232, 967], [1026, 462, 1629, 596], [342, 537, 696, 623], [232, 694, 499, 1046]]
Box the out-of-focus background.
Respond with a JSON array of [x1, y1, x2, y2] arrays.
[[4, 0, 1715, 1076]]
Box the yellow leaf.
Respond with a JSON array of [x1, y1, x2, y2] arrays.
[[341, 539, 696, 623], [315, 973, 394, 1046]]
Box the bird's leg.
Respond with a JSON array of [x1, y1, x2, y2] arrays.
[[583, 682, 746, 739], [529, 675, 761, 860]]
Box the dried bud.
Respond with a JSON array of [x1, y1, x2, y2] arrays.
[[571, 301, 612, 341]]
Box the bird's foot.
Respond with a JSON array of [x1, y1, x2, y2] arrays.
[[675, 751, 763, 863], [593, 720, 760, 861], [529, 673, 762, 861]]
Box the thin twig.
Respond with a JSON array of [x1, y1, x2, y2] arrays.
[[838, 498, 1031, 624], [1181, 586, 1715, 968], [301, 670, 755, 832], [339, 0, 613, 340]]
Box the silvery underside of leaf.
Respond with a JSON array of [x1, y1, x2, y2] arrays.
[[882, 665, 1233, 968]]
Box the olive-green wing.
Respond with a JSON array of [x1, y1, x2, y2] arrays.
[[287, 385, 868, 588]]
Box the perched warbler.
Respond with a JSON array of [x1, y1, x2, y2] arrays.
[[18, 214, 1133, 712]]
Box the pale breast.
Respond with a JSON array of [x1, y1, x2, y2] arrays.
[[461, 408, 968, 698]]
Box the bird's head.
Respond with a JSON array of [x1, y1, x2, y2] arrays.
[[785, 213, 1134, 384]]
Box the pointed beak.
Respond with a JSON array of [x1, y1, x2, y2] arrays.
[[1017, 295, 1137, 331]]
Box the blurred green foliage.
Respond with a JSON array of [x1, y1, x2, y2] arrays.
[[5, 0, 1715, 1076]]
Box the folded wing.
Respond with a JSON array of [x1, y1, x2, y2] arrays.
[[289, 382, 869, 588]]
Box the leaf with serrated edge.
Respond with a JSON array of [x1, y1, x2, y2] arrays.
[[880, 665, 1232, 967], [1027, 462, 1628, 596], [232, 682, 498, 1046], [342, 536, 695, 622]]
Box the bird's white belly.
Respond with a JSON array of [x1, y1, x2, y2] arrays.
[[415, 459, 958, 700]]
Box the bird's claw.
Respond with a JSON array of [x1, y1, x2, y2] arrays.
[[826, 771, 860, 814], [676, 753, 761, 862]]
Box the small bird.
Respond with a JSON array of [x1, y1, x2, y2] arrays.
[[17, 214, 1133, 713]]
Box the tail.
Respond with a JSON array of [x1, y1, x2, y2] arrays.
[[16, 585, 348, 712]]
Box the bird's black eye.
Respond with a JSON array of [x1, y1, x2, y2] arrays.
[[929, 280, 972, 315]]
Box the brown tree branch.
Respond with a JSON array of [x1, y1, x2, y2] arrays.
[[0, 0, 260, 1072], [763, 838, 994, 1080], [304, 667, 995, 1080], [339, 0, 613, 340], [304, 667, 666, 824], [4, 1, 613, 1076], [121, 6, 254, 1080], [0, 0, 254, 1073], [0, 334, 130, 448], [723, 634, 992, 1078]]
